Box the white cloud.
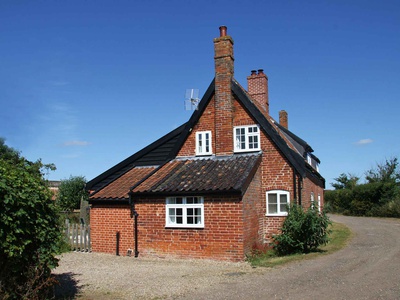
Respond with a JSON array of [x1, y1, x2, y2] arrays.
[[62, 140, 91, 147], [355, 139, 373, 145]]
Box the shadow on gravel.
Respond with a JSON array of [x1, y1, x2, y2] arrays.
[[53, 272, 82, 299]]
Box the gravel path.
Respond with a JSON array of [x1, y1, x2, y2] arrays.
[[53, 215, 400, 299]]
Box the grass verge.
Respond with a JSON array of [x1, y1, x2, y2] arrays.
[[247, 222, 352, 268]]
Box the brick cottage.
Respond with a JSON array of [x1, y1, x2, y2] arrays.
[[86, 26, 325, 261]]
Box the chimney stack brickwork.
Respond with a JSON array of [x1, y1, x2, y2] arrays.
[[279, 110, 288, 129], [214, 26, 234, 155], [247, 69, 269, 114]]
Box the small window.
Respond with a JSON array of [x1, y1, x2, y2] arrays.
[[166, 196, 204, 228], [266, 190, 290, 216], [196, 131, 212, 155], [317, 194, 321, 212], [234, 125, 260, 152]]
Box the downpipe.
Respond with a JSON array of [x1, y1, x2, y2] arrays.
[[129, 193, 139, 258]]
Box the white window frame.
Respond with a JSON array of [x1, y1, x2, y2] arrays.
[[266, 190, 290, 216], [317, 194, 321, 212], [166, 196, 204, 228], [196, 131, 212, 156], [234, 125, 261, 152]]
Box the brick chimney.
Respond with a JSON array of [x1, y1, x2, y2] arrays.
[[279, 110, 288, 129], [214, 25, 234, 155], [247, 69, 269, 114]]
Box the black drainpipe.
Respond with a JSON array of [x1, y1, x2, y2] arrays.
[[293, 170, 297, 204], [129, 192, 139, 258], [116, 231, 120, 256], [298, 175, 303, 206]]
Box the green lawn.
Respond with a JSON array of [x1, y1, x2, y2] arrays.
[[248, 222, 352, 268]]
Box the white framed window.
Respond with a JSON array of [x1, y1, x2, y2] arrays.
[[307, 154, 312, 165], [234, 125, 261, 152], [266, 190, 290, 216], [317, 194, 321, 212], [166, 196, 204, 228], [196, 131, 212, 155]]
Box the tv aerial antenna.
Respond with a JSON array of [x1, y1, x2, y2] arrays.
[[184, 89, 200, 111]]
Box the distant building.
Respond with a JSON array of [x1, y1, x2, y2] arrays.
[[48, 180, 60, 200]]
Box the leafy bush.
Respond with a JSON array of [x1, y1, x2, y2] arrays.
[[56, 175, 88, 213], [0, 139, 63, 299], [273, 204, 331, 255], [326, 158, 400, 217]]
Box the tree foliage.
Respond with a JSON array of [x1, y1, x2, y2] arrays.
[[273, 203, 331, 255], [331, 173, 359, 190], [0, 138, 62, 299], [56, 175, 88, 213], [325, 157, 400, 217]]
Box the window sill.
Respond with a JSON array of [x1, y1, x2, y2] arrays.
[[234, 149, 261, 153], [266, 213, 288, 217], [165, 226, 204, 229]]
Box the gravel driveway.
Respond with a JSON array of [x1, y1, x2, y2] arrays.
[[53, 215, 400, 299]]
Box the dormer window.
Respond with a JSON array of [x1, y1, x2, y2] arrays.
[[196, 131, 212, 155], [307, 154, 312, 165], [234, 125, 260, 152]]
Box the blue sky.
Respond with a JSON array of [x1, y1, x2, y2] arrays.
[[1, 0, 399, 188]]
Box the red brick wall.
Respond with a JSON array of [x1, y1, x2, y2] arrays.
[[177, 97, 216, 157], [302, 175, 325, 210], [242, 165, 264, 254], [91, 196, 245, 261], [90, 205, 134, 255]]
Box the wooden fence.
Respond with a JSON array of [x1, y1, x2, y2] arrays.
[[64, 219, 91, 252]]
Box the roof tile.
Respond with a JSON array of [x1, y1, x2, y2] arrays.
[[132, 153, 261, 195], [90, 166, 157, 199]]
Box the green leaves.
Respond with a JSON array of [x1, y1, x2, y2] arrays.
[[56, 175, 88, 213], [1, 139, 63, 299], [272, 204, 332, 256]]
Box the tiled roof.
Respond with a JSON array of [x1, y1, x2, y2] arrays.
[[131, 153, 262, 195], [90, 166, 157, 200]]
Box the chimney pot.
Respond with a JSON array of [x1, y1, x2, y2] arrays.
[[258, 69, 264, 75], [251, 70, 257, 76], [219, 25, 227, 37]]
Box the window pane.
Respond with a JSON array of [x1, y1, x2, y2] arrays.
[[268, 193, 278, 214], [269, 203, 277, 214], [176, 197, 183, 204], [269, 193, 277, 204], [198, 134, 203, 153], [169, 208, 175, 216], [193, 197, 201, 204], [280, 194, 288, 205], [280, 194, 288, 212], [253, 136, 258, 148], [169, 208, 176, 224]]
